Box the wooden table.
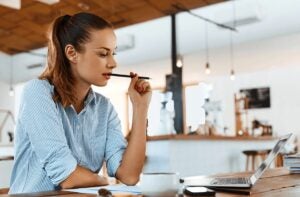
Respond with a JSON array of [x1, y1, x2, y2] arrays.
[[1, 168, 299, 197]]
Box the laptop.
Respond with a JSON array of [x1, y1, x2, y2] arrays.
[[180, 133, 292, 189]]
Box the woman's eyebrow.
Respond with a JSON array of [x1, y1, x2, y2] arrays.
[[96, 47, 117, 51], [96, 47, 111, 51]]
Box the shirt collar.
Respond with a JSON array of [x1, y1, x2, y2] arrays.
[[84, 88, 96, 106]]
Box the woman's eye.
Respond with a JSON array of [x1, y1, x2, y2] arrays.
[[112, 52, 117, 56], [98, 53, 108, 57]]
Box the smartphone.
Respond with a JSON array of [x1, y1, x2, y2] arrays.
[[183, 186, 215, 196]]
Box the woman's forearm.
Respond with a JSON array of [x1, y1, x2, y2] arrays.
[[116, 105, 148, 185], [60, 165, 109, 189]]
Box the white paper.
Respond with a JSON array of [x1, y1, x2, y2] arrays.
[[65, 184, 141, 195]]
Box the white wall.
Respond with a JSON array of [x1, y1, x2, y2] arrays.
[[0, 82, 15, 144], [204, 67, 300, 138], [0, 82, 15, 188], [182, 32, 300, 141], [0, 82, 14, 111], [0, 52, 11, 84]]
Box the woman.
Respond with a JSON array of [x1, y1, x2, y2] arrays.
[[9, 12, 151, 193]]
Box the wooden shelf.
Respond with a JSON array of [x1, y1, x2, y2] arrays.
[[147, 134, 276, 141]]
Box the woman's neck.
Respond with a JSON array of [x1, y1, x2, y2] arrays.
[[73, 83, 91, 114]]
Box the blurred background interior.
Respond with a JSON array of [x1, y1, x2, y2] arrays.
[[0, 0, 299, 188]]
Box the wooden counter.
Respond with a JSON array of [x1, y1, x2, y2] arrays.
[[144, 135, 277, 176], [147, 134, 276, 141]]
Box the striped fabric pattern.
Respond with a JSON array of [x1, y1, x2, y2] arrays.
[[9, 79, 127, 194]]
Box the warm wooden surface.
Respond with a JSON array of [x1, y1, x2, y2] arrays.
[[210, 168, 300, 196], [1, 168, 299, 197], [147, 134, 276, 141], [0, 0, 224, 54]]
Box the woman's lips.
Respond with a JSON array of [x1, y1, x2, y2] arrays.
[[103, 73, 111, 80]]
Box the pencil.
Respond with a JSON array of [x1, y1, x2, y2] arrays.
[[108, 73, 151, 80]]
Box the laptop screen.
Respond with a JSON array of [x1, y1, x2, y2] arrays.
[[250, 134, 292, 182]]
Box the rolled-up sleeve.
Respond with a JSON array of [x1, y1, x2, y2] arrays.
[[20, 80, 77, 185], [104, 102, 127, 177]]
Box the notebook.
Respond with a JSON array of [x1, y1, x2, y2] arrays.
[[180, 133, 292, 189]]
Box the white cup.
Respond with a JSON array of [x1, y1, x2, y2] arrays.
[[140, 172, 179, 196]]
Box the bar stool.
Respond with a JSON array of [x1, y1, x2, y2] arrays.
[[242, 149, 271, 171]]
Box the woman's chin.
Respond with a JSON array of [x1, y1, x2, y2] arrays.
[[93, 81, 108, 87]]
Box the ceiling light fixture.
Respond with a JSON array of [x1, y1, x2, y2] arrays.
[[204, 21, 211, 75], [9, 57, 14, 97], [9, 87, 14, 97], [205, 63, 211, 75], [176, 55, 183, 68], [230, 0, 237, 81], [229, 31, 235, 81], [230, 69, 235, 81]]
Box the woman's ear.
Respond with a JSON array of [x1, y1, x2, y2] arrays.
[[65, 44, 77, 63]]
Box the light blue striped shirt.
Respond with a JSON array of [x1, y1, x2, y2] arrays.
[[9, 79, 127, 194]]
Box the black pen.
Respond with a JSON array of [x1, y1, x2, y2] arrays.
[[108, 73, 151, 80]]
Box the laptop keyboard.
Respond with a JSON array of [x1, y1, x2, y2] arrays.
[[210, 177, 250, 185]]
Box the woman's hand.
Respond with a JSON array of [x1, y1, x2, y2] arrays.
[[128, 72, 152, 109]]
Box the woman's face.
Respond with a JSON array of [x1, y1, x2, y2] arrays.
[[72, 28, 117, 87]]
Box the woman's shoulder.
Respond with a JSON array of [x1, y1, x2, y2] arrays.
[[23, 78, 54, 95]]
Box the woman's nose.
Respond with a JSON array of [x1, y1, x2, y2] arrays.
[[107, 57, 117, 69]]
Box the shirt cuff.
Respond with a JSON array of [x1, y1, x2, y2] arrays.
[[45, 149, 78, 186], [106, 149, 124, 177]]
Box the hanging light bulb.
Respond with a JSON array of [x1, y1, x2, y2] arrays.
[[176, 55, 183, 68], [9, 56, 14, 96], [229, 0, 236, 81], [205, 62, 211, 75], [230, 69, 235, 81], [229, 32, 236, 81], [9, 86, 14, 97], [204, 21, 211, 75]]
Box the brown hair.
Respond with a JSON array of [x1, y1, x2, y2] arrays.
[[39, 12, 112, 107]]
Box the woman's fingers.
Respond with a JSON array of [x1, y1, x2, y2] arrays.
[[135, 80, 151, 94], [129, 72, 139, 90], [141, 81, 151, 92], [129, 72, 151, 94]]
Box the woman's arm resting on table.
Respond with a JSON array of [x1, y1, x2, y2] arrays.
[[116, 73, 151, 185], [60, 165, 109, 189]]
